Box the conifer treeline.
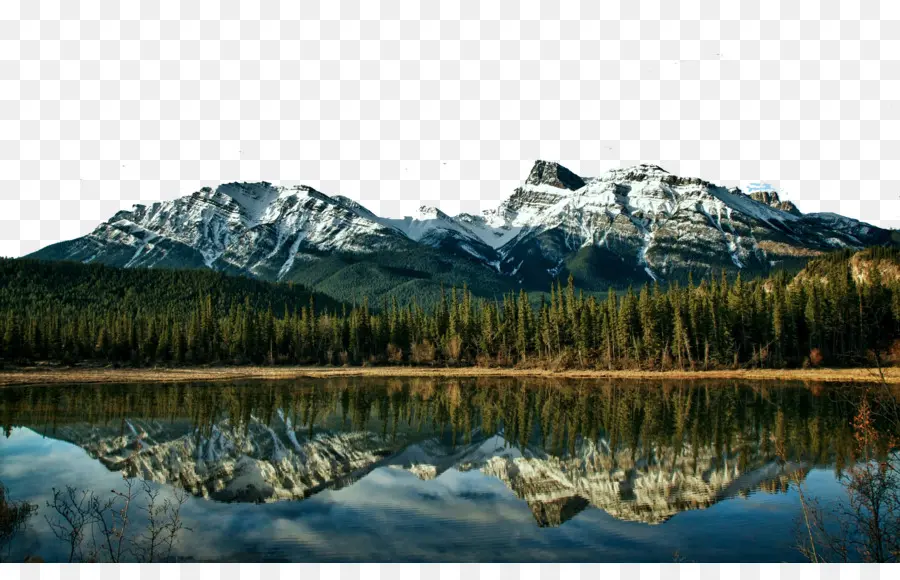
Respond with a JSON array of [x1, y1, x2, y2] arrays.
[[1, 249, 899, 369]]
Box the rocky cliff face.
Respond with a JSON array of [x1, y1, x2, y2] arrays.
[[749, 189, 802, 216], [30, 182, 413, 282], [28, 162, 893, 295], [471, 163, 891, 287]]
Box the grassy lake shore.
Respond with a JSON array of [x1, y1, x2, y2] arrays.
[[0, 365, 898, 387]]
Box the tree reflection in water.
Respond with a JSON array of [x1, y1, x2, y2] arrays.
[[0, 377, 897, 562]]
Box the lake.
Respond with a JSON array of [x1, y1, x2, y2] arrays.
[[0, 377, 891, 563]]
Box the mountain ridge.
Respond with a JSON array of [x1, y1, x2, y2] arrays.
[[28, 161, 895, 303]]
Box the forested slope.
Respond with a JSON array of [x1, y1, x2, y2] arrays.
[[1, 249, 899, 369]]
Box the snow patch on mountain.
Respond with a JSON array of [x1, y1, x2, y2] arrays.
[[215, 182, 283, 224], [385, 206, 475, 243], [28, 160, 892, 289]]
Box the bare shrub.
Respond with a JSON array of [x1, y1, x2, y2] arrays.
[[795, 394, 900, 562], [475, 353, 493, 368], [131, 480, 189, 563], [386, 343, 403, 364], [410, 341, 436, 365], [45, 472, 189, 563], [0, 483, 36, 561], [888, 340, 900, 366], [809, 348, 825, 368], [549, 351, 576, 371]]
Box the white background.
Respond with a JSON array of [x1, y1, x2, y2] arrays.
[[1, 0, 898, 259]]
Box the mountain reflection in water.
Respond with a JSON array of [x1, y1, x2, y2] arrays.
[[0, 377, 894, 562]]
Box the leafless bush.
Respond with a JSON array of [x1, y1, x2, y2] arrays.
[[0, 483, 36, 561], [809, 348, 824, 368], [44, 472, 189, 563], [410, 341, 436, 365], [131, 480, 189, 563], [794, 394, 900, 562], [888, 340, 900, 366], [386, 343, 404, 364], [474, 353, 493, 368]]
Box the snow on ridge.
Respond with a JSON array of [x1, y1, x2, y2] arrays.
[[415, 205, 446, 220], [159, 168, 811, 259], [517, 182, 579, 197], [215, 182, 282, 223], [708, 185, 800, 224], [599, 164, 671, 179], [46, 162, 887, 283]]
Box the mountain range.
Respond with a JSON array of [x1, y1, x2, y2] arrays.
[[29, 161, 896, 304]]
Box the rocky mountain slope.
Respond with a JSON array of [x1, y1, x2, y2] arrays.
[[32, 416, 806, 527], [28, 162, 894, 302]]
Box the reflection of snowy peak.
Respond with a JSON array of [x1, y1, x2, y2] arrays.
[[388, 434, 804, 527], [472, 442, 805, 526], [29, 161, 893, 294], [43, 414, 401, 503], [38, 420, 805, 527]]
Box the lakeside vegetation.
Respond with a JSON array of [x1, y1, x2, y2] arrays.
[[1, 248, 899, 372], [0, 379, 888, 467], [2, 366, 900, 388]]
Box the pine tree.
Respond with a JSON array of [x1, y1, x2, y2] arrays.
[[639, 284, 658, 368], [2, 311, 19, 359], [516, 290, 529, 362]]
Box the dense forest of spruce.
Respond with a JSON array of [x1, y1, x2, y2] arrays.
[[1, 248, 899, 370]]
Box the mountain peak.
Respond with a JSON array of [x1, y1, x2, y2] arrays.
[[603, 164, 671, 181], [331, 195, 381, 222], [749, 188, 782, 204], [215, 181, 276, 200], [415, 205, 448, 220], [622, 163, 669, 173], [748, 189, 802, 216], [214, 182, 281, 221], [525, 160, 586, 191]]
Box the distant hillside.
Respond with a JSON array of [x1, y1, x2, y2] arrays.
[[794, 247, 900, 286], [0, 258, 343, 317]]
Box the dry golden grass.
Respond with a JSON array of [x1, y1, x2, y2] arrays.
[[0, 365, 898, 387]]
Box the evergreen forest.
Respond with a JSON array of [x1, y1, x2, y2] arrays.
[[1, 248, 899, 370]]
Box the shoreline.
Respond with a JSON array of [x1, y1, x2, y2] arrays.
[[0, 365, 898, 387]]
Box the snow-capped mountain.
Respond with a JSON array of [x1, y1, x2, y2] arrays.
[[32, 182, 413, 281], [28, 161, 894, 299], [383, 206, 500, 266], [466, 161, 892, 286]]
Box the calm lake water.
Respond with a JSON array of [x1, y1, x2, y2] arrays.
[[0, 377, 887, 562]]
